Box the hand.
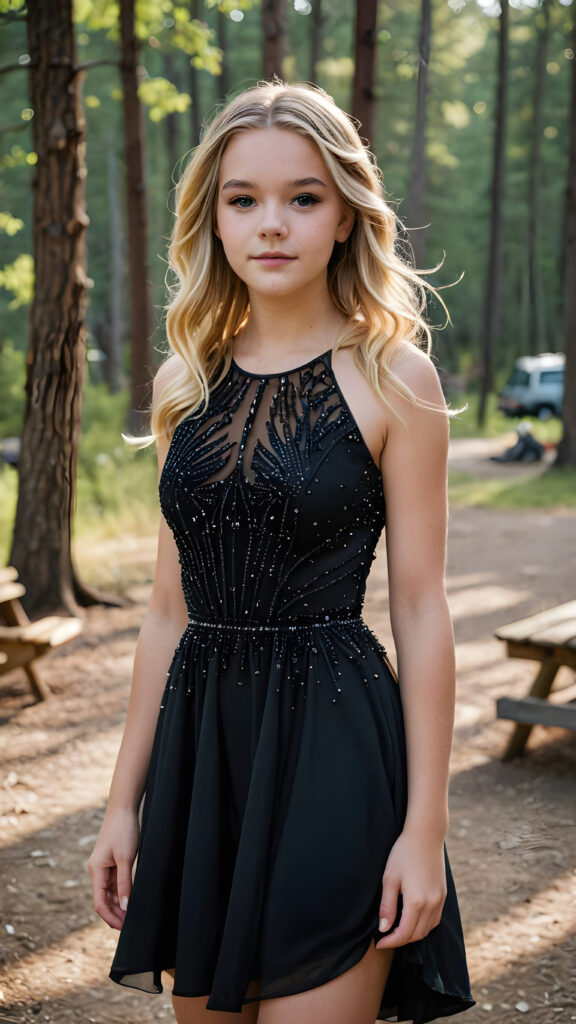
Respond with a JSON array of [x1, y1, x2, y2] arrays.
[[87, 808, 140, 929], [375, 828, 447, 949]]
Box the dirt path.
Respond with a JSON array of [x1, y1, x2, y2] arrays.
[[0, 503, 575, 1024]]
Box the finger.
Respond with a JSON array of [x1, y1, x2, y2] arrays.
[[410, 901, 445, 943], [115, 858, 133, 914], [378, 874, 400, 936], [90, 865, 125, 929], [375, 901, 421, 949], [94, 882, 126, 929]]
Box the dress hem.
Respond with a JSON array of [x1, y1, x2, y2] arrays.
[[109, 932, 476, 1023]]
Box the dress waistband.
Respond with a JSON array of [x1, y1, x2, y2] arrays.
[[185, 613, 363, 633]]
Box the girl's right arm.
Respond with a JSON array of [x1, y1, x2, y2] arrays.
[[88, 361, 189, 929]]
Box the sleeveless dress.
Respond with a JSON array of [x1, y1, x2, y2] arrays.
[[109, 348, 475, 1023]]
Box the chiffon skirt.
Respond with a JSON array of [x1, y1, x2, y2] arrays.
[[109, 619, 475, 1022]]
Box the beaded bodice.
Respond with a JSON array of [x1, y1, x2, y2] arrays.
[[159, 348, 386, 627]]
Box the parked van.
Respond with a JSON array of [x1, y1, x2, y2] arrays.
[[498, 353, 564, 420]]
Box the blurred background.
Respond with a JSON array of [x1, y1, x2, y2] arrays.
[[1, 6, 575, 1023], [0, 0, 574, 606]]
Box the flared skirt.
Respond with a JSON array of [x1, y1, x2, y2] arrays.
[[109, 618, 474, 1023]]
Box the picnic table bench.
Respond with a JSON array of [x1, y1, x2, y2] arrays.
[[495, 600, 576, 759], [0, 565, 83, 701]]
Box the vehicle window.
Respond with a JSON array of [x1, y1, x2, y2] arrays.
[[539, 370, 564, 385], [506, 368, 530, 386]]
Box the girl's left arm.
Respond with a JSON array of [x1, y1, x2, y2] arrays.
[[375, 345, 454, 950]]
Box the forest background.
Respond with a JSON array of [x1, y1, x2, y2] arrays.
[[0, 0, 575, 612]]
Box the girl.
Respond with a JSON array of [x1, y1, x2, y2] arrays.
[[88, 80, 475, 1024]]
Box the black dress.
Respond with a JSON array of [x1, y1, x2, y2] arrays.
[[109, 348, 475, 1023]]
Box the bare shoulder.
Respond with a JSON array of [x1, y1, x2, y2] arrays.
[[388, 341, 446, 410], [152, 353, 187, 410]]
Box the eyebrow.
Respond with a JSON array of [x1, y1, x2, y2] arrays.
[[221, 177, 327, 191]]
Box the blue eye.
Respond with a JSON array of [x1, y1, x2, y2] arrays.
[[292, 194, 320, 207], [230, 196, 255, 209]]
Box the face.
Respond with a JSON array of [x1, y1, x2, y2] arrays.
[[215, 128, 354, 300]]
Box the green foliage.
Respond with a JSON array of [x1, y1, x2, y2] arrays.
[[0, 1, 26, 13], [0, 339, 25, 436], [138, 76, 191, 121], [204, 0, 253, 12], [0, 381, 160, 562], [0, 466, 17, 565], [168, 7, 222, 70], [74, 0, 224, 69], [0, 253, 33, 309], [1, 145, 37, 169], [76, 381, 158, 530], [0, 212, 23, 235]]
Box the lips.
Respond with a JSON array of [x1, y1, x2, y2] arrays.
[[252, 252, 296, 260]]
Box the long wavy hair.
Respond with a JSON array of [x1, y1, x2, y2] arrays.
[[150, 79, 450, 442]]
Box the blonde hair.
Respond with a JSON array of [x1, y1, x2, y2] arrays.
[[151, 79, 450, 442]]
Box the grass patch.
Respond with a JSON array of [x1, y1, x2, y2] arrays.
[[0, 466, 17, 564], [0, 384, 161, 570], [448, 391, 562, 444], [448, 466, 576, 509]]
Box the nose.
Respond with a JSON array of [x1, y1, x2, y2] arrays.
[[257, 202, 288, 239]]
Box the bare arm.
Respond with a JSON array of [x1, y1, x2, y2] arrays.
[[88, 359, 189, 928], [375, 345, 453, 948]]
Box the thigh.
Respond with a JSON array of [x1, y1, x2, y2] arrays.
[[256, 941, 394, 1024], [165, 970, 260, 1024]]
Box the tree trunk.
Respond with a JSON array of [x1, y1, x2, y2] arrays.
[[189, 0, 201, 147], [308, 0, 323, 84], [405, 0, 431, 271], [10, 0, 88, 617], [262, 0, 286, 80], [119, 0, 153, 431], [352, 0, 378, 145], [163, 47, 179, 194], [217, 8, 229, 100], [526, 0, 550, 356], [477, 0, 509, 428], [105, 136, 123, 394], [555, 20, 576, 468]]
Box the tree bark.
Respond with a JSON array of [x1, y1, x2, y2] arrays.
[[262, 0, 286, 80], [217, 8, 229, 100], [189, 0, 201, 147], [163, 47, 179, 195], [10, 0, 88, 617], [308, 0, 323, 84], [477, 0, 509, 428], [119, 0, 153, 431], [105, 136, 123, 394], [405, 0, 431, 271], [352, 0, 378, 145], [555, 20, 576, 467], [526, 0, 550, 355]]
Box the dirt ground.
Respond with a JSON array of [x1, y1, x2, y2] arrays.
[[0, 441, 575, 1024]]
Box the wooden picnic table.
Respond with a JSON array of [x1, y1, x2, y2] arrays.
[[0, 565, 83, 701], [495, 599, 576, 759]]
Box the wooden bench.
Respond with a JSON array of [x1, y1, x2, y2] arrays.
[[0, 566, 83, 701], [495, 600, 576, 759]]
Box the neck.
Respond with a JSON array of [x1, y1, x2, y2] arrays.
[[239, 280, 345, 359]]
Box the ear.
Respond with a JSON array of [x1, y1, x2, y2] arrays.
[[214, 221, 221, 239], [335, 206, 355, 244]]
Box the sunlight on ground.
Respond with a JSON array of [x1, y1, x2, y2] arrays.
[[1, 922, 116, 1000], [0, 722, 125, 844], [466, 870, 576, 989], [449, 584, 532, 620]]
